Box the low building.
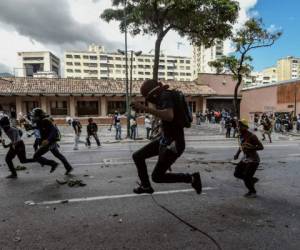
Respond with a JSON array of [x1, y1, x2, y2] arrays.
[[0, 77, 215, 124], [17, 51, 60, 77], [240, 78, 300, 121], [197, 73, 241, 112]]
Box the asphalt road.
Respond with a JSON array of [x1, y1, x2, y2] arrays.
[[0, 137, 299, 250]]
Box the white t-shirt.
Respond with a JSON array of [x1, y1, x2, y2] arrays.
[[145, 118, 151, 129]]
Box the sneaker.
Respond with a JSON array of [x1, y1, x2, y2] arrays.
[[253, 177, 259, 184], [133, 184, 154, 194], [191, 172, 202, 194], [65, 167, 74, 175], [244, 192, 257, 198], [6, 174, 17, 179], [50, 163, 58, 173]]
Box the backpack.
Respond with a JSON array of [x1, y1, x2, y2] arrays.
[[171, 90, 193, 128], [54, 125, 61, 142]]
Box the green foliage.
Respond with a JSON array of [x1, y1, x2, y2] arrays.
[[209, 18, 282, 116], [101, 0, 239, 45], [209, 18, 282, 79], [101, 0, 239, 79]]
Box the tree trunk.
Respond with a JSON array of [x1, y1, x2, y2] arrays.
[[234, 76, 242, 119], [153, 34, 163, 81]]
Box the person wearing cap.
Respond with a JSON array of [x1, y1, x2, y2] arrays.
[[130, 79, 202, 194], [234, 119, 264, 198], [31, 108, 73, 175]]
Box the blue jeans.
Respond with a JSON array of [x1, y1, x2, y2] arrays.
[[115, 124, 121, 140]]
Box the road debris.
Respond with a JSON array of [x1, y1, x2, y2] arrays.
[[56, 179, 86, 187], [15, 165, 27, 171]]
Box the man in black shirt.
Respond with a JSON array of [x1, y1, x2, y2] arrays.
[[86, 118, 101, 147], [131, 80, 202, 194]]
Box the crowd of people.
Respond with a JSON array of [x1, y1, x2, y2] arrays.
[[0, 79, 267, 199]]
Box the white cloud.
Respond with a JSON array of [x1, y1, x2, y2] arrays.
[[224, 0, 259, 55], [0, 0, 258, 73]]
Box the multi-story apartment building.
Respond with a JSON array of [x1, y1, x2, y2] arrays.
[[192, 41, 224, 77], [277, 56, 300, 81], [243, 67, 277, 87], [17, 51, 60, 77], [64, 44, 193, 81]]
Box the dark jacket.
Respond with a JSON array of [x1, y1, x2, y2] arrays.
[[87, 123, 98, 135]]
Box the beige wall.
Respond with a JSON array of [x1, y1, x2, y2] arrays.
[[240, 86, 277, 121]]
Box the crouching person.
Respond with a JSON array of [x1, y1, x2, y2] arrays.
[[0, 115, 35, 178], [131, 80, 202, 194], [234, 119, 264, 198]]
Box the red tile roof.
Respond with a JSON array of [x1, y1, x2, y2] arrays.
[[0, 77, 215, 96]]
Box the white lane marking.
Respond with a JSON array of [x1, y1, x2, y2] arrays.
[[288, 153, 300, 157], [0, 143, 297, 156], [25, 187, 216, 206]]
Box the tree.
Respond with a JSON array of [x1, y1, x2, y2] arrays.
[[209, 18, 282, 117], [101, 0, 239, 81]]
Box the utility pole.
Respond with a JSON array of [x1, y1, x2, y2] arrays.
[[124, 0, 130, 137]]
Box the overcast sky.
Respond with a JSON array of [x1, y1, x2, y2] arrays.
[[0, 0, 258, 74]]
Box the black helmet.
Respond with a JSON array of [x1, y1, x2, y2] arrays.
[[31, 108, 47, 122], [0, 115, 10, 128]]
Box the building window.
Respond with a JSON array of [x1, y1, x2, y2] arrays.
[[66, 69, 73, 73], [66, 55, 73, 59], [50, 101, 68, 116], [75, 69, 81, 73], [74, 62, 81, 66], [89, 63, 98, 67], [83, 55, 89, 59], [24, 101, 39, 115], [90, 56, 98, 60], [66, 62, 73, 66], [77, 101, 99, 116], [108, 101, 126, 114], [74, 55, 81, 59], [23, 57, 44, 61]]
